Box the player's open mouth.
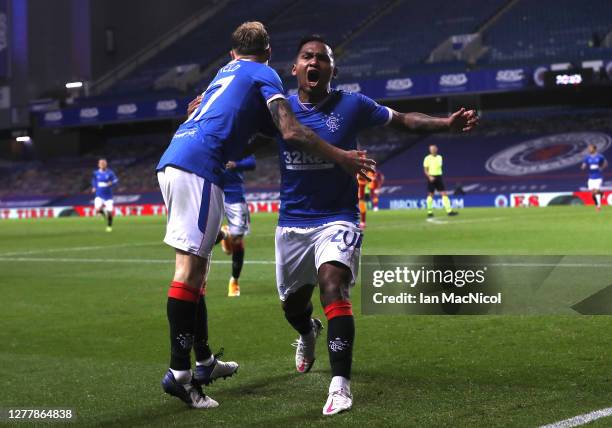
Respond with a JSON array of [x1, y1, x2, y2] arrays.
[[307, 68, 320, 86]]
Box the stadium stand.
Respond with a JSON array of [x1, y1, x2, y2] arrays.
[[339, 0, 508, 79], [78, 0, 612, 98], [482, 0, 612, 64]]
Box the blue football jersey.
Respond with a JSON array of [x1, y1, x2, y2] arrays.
[[584, 154, 606, 179], [277, 90, 392, 227], [223, 155, 256, 204], [92, 169, 118, 200], [157, 59, 284, 186]]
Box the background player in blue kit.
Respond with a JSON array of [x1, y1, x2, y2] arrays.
[[156, 23, 375, 409], [581, 143, 608, 211], [91, 158, 118, 232], [269, 36, 479, 415], [220, 155, 256, 297]]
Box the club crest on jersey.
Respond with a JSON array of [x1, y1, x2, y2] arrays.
[[324, 112, 342, 133]]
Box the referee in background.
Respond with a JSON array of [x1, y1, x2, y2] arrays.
[[423, 144, 457, 217]]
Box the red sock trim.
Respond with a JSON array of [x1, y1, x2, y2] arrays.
[[324, 300, 353, 320], [168, 281, 200, 302], [234, 240, 244, 252]]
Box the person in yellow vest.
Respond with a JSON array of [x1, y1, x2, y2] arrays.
[[423, 144, 457, 217]]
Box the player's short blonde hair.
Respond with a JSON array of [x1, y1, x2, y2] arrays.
[[231, 21, 270, 55]]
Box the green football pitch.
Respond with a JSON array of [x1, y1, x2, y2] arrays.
[[1, 207, 611, 427]]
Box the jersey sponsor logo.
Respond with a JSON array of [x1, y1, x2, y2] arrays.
[[79, 107, 99, 119], [486, 132, 612, 176], [283, 150, 334, 170], [324, 112, 342, 133], [386, 78, 413, 91], [44, 111, 63, 122], [156, 100, 177, 112], [495, 69, 524, 83], [335, 83, 361, 93], [439, 73, 467, 87], [117, 103, 138, 115]]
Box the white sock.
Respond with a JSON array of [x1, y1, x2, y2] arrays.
[[329, 376, 350, 394], [196, 355, 215, 366], [595, 193, 602, 207], [170, 369, 192, 384]]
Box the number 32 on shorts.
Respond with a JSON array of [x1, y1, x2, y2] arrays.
[[330, 228, 363, 252]]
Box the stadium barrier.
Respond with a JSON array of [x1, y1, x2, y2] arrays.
[[2, 191, 608, 220]]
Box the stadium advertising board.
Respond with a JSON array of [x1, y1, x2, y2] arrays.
[[35, 64, 585, 128]]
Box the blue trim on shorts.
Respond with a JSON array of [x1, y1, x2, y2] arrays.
[[197, 179, 212, 234]]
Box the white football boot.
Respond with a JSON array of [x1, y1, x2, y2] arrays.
[[292, 318, 323, 373], [323, 376, 352, 416]]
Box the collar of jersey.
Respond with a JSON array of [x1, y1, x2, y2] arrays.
[[294, 90, 336, 112]]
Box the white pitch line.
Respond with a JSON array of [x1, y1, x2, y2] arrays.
[[539, 407, 612, 428], [426, 217, 505, 225], [0, 242, 159, 257], [0, 257, 275, 265]]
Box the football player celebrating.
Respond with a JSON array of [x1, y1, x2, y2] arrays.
[[156, 23, 375, 409], [91, 158, 118, 232], [581, 143, 608, 211], [274, 36, 478, 415]]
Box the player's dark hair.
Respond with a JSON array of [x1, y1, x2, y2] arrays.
[[296, 35, 332, 54], [231, 21, 270, 56]]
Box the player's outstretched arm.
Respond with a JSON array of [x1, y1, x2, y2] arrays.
[[268, 98, 376, 180], [389, 108, 479, 133]]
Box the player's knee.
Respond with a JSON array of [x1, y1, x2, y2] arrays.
[[282, 285, 314, 315], [318, 263, 351, 307], [173, 250, 208, 288]]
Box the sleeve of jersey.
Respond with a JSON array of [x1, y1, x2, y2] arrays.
[[255, 66, 285, 106], [235, 155, 256, 171], [91, 174, 96, 189], [423, 157, 429, 168], [111, 171, 119, 184], [356, 93, 393, 129]]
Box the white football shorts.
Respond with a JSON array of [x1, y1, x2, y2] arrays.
[[157, 166, 224, 258], [94, 197, 113, 212], [588, 178, 603, 191], [275, 221, 363, 301], [224, 201, 250, 236]]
